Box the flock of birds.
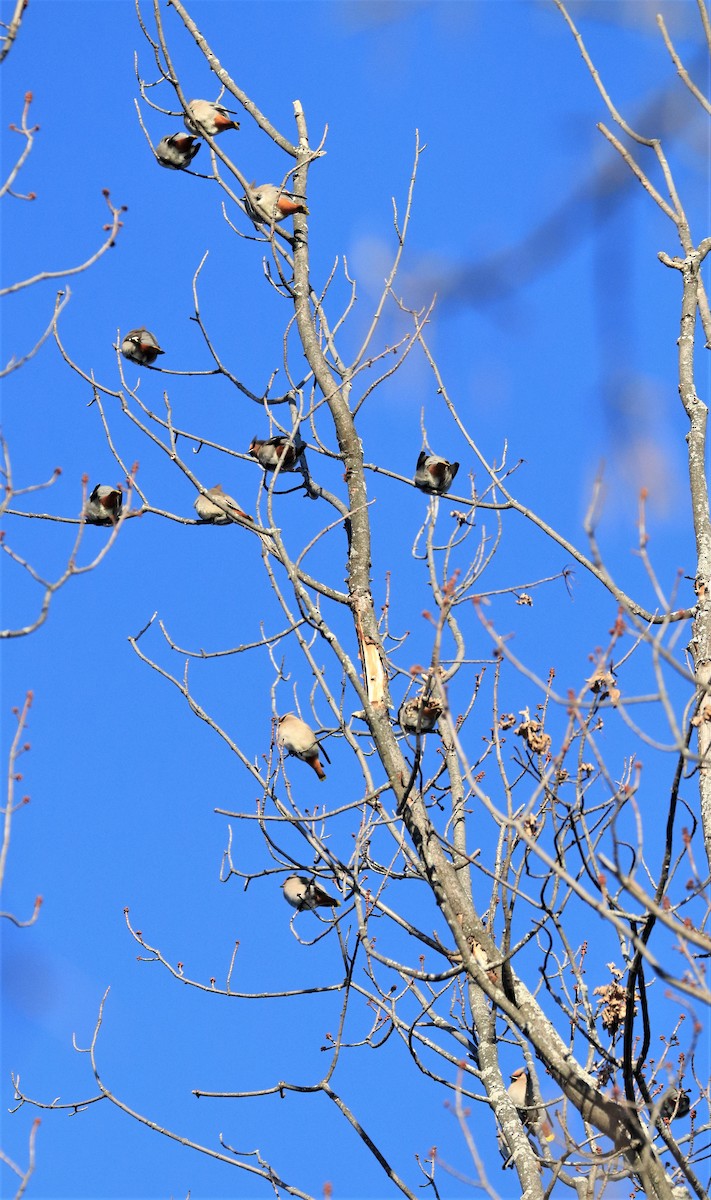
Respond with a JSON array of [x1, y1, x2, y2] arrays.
[[84, 328, 452, 913], [91, 323, 460, 525], [84, 174, 458, 918], [274, 696, 447, 785], [85, 348, 459, 524], [85, 102, 695, 1150], [84, 159, 458, 920], [154, 99, 308, 226], [85, 99, 459, 527], [84, 389, 459, 529]]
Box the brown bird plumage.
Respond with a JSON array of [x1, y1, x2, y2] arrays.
[[276, 713, 329, 781], [121, 328, 164, 366], [184, 99, 240, 136], [398, 695, 442, 734], [414, 451, 459, 496], [193, 484, 253, 525], [249, 435, 299, 472], [244, 183, 309, 226], [83, 484, 123, 525], [155, 132, 201, 171], [282, 875, 340, 912], [659, 1089, 691, 1121], [508, 1068, 554, 1142]]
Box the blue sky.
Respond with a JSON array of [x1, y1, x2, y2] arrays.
[[2, 2, 708, 1198]]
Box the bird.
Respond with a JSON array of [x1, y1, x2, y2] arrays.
[[414, 451, 459, 495], [659, 1089, 691, 1121], [155, 132, 201, 171], [398, 695, 441, 734], [184, 99, 239, 136], [276, 713, 329, 781], [83, 484, 123, 525], [193, 484, 253, 524], [282, 874, 340, 912], [508, 1068, 555, 1142], [121, 328, 165, 366], [244, 183, 309, 226], [249, 435, 299, 472]]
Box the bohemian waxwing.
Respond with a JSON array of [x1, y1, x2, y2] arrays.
[[184, 99, 239, 136], [121, 328, 165, 366], [659, 1089, 691, 1121], [83, 484, 123, 525], [155, 131, 201, 171], [244, 183, 309, 226], [276, 713, 329, 782], [508, 1068, 555, 1142], [398, 695, 442, 734], [282, 874, 340, 912], [414, 451, 459, 496], [249, 435, 299, 472], [193, 484, 252, 525]]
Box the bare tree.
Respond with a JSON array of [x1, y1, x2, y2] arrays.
[[0, 691, 40, 1199], [1, 89, 129, 638], [0, 39, 129, 1197], [8, 3, 710, 1199]]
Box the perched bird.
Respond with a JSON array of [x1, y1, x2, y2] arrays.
[[414, 451, 459, 495], [193, 484, 252, 525], [184, 99, 239, 136], [84, 484, 123, 525], [659, 1089, 691, 1121], [508, 1068, 555, 1142], [249, 435, 299, 472], [276, 713, 329, 781], [244, 183, 309, 226], [121, 328, 165, 366], [398, 695, 442, 734], [155, 131, 201, 171], [282, 874, 340, 912]]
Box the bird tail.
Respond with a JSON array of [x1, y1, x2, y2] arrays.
[[308, 755, 327, 781], [540, 1118, 555, 1142]]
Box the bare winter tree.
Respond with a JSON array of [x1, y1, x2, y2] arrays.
[[0, 42, 128, 1196], [1, 88, 129, 639], [8, 3, 710, 1199], [0, 691, 40, 1199]]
